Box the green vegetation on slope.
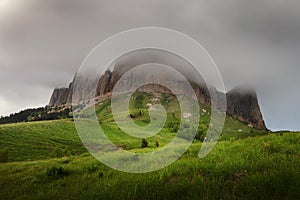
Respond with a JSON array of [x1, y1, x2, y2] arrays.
[[0, 107, 72, 124], [0, 132, 299, 199], [0, 119, 85, 162], [0, 92, 299, 199]]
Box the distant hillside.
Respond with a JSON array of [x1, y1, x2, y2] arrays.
[[0, 106, 72, 124]]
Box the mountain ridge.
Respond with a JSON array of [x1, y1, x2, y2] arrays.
[[49, 67, 267, 130]]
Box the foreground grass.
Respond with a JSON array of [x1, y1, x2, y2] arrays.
[[0, 132, 299, 200]]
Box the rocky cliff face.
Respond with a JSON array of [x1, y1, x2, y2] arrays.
[[48, 88, 69, 107], [226, 87, 266, 130], [49, 67, 267, 130]]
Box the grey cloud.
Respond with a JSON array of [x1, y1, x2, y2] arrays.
[[0, 0, 299, 130]]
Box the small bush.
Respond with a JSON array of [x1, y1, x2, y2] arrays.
[[167, 119, 179, 130], [129, 110, 143, 119], [138, 110, 143, 116], [0, 148, 8, 163], [46, 166, 70, 178], [172, 112, 176, 118], [155, 141, 159, 148], [183, 123, 190, 128], [195, 123, 208, 141], [172, 124, 179, 132], [141, 139, 148, 148], [129, 114, 135, 119]]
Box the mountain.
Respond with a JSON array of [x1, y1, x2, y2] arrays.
[[49, 65, 267, 130], [226, 87, 266, 131], [48, 88, 69, 107]]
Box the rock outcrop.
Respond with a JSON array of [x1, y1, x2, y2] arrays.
[[48, 88, 69, 107], [226, 87, 266, 130], [49, 67, 267, 130]]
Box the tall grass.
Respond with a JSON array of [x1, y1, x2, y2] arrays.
[[0, 132, 299, 199]]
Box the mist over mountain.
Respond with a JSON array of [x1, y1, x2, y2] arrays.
[[49, 61, 267, 130]]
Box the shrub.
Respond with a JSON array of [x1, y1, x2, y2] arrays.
[[0, 148, 8, 163], [155, 141, 159, 148], [172, 112, 176, 118], [129, 110, 143, 119], [195, 123, 208, 141], [46, 166, 70, 178], [167, 119, 180, 132], [172, 124, 179, 132], [138, 110, 143, 116], [183, 123, 190, 128], [141, 139, 148, 148]]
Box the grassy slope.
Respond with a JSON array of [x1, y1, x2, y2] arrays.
[[0, 92, 299, 199], [0, 120, 85, 162], [0, 132, 299, 199]]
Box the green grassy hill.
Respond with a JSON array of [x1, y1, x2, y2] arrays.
[[0, 120, 85, 162], [0, 92, 299, 199]]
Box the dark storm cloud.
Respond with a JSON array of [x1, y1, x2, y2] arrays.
[[0, 0, 299, 130]]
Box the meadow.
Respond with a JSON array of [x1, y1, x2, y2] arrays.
[[0, 92, 299, 199]]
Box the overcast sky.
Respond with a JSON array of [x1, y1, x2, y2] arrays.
[[0, 0, 299, 131]]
